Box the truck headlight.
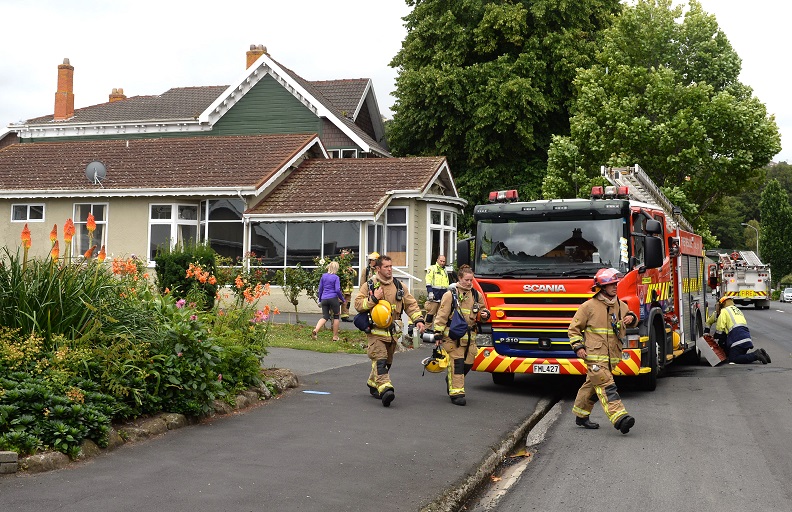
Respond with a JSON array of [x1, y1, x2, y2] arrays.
[[475, 333, 493, 347]]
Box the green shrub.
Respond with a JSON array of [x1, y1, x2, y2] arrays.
[[154, 243, 217, 309], [0, 372, 116, 457], [0, 249, 143, 348]]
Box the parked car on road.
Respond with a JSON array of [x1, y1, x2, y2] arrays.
[[781, 288, 792, 302]]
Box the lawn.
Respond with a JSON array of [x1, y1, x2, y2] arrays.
[[264, 322, 367, 354]]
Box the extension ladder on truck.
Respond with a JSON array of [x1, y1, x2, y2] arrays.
[[601, 164, 693, 232]]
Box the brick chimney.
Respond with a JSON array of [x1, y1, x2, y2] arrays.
[[246, 44, 268, 69], [54, 58, 75, 121], [109, 88, 126, 102]]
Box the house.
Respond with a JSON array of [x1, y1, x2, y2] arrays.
[[0, 45, 465, 307]]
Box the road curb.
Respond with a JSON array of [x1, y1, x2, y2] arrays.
[[421, 397, 556, 512]]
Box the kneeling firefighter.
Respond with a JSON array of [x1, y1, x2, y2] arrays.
[[354, 254, 425, 407], [431, 265, 489, 406]]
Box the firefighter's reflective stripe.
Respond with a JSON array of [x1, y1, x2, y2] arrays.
[[585, 327, 611, 335], [473, 348, 642, 376]]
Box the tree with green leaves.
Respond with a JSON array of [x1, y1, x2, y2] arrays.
[[758, 179, 792, 287], [388, 0, 622, 225], [543, 0, 781, 232]]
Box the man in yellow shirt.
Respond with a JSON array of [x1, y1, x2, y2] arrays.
[[424, 255, 449, 330]]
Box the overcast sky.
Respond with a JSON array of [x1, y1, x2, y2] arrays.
[[1, 0, 788, 162]]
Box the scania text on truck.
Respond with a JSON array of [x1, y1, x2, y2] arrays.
[[457, 165, 707, 391]]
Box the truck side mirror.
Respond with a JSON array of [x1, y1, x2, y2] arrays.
[[456, 238, 472, 269], [644, 219, 662, 235], [644, 236, 663, 268]]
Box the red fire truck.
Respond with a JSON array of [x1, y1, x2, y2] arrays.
[[457, 165, 707, 391]]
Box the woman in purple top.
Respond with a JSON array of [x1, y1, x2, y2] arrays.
[[312, 261, 345, 341]]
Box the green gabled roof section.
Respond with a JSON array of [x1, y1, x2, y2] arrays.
[[212, 76, 319, 136]]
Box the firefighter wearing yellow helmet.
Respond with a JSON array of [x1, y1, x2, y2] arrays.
[[360, 251, 380, 287], [431, 265, 489, 406], [354, 254, 425, 407]]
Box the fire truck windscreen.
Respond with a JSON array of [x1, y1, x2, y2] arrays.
[[475, 218, 627, 277]]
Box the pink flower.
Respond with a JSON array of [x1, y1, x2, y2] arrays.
[[190, 314, 197, 321], [217, 374, 223, 381], [176, 299, 186, 308], [177, 352, 183, 357]]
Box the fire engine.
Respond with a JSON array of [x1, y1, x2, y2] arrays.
[[707, 251, 771, 309], [457, 164, 708, 391]]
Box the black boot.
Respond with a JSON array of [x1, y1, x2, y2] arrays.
[[450, 395, 466, 406], [368, 385, 380, 399], [754, 350, 769, 364], [615, 415, 635, 434], [381, 389, 395, 407], [575, 416, 599, 429], [760, 348, 772, 364]]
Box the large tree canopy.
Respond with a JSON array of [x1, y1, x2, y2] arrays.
[[543, 0, 781, 224], [759, 179, 792, 286], [388, 0, 622, 222]]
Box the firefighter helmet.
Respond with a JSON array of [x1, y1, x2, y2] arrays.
[[592, 267, 624, 291], [422, 347, 450, 373], [719, 295, 733, 305], [368, 251, 380, 260], [370, 300, 393, 329]]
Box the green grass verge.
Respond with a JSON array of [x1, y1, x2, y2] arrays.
[[265, 322, 367, 354]]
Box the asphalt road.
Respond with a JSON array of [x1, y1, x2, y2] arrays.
[[469, 305, 792, 512], [0, 342, 550, 512]]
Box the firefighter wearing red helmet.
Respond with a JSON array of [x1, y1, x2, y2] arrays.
[[354, 254, 425, 407], [568, 268, 638, 434]]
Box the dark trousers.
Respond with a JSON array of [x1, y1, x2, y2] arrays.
[[728, 344, 758, 364]]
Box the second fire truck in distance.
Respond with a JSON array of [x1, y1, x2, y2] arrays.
[[708, 250, 771, 309], [457, 165, 707, 391]]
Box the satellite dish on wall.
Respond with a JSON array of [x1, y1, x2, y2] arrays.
[[85, 161, 106, 185]]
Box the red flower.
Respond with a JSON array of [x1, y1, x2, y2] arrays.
[[20, 224, 32, 249], [86, 213, 96, 234]]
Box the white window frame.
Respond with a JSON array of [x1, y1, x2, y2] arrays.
[[328, 148, 358, 158], [11, 203, 45, 223], [73, 203, 109, 257], [385, 206, 408, 268], [426, 206, 458, 267], [148, 203, 200, 265]]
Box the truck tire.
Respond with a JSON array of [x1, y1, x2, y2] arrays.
[[492, 373, 515, 386], [638, 325, 661, 391]]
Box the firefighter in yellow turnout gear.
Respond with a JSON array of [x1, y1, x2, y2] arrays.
[[431, 265, 489, 406], [568, 268, 637, 434], [354, 255, 425, 407]]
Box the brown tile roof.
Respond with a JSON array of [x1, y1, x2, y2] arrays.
[[0, 134, 319, 194], [22, 74, 389, 156], [310, 79, 369, 119], [262, 60, 390, 156], [26, 86, 228, 124], [247, 157, 447, 215]]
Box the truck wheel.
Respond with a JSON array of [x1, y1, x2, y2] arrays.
[[492, 373, 515, 386], [638, 326, 660, 391]]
